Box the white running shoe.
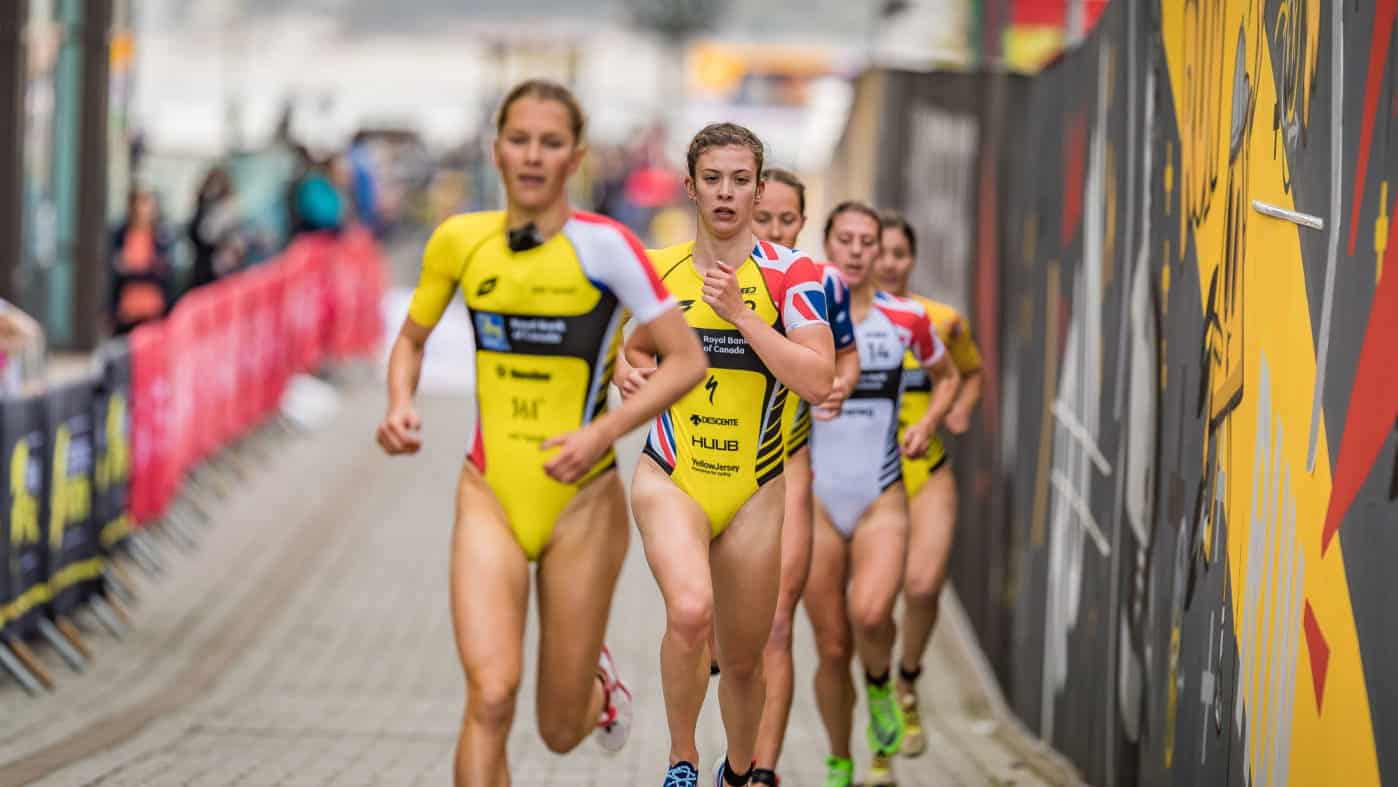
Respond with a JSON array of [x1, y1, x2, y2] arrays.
[[594, 646, 633, 752]]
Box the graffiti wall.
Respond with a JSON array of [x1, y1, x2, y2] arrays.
[[871, 0, 1398, 784]]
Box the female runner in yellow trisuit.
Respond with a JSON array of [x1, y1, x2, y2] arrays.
[[622, 123, 836, 787], [377, 80, 707, 787], [874, 211, 984, 759]]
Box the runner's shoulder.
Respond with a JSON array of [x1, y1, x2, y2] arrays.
[[431, 210, 505, 245], [645, 241, 696, 277], [422, 211, 504, 278], [751, 239, 816, 276], [814, 260, 849, 287], [908, 294, 965, 328], [876, 290, 929, 319]]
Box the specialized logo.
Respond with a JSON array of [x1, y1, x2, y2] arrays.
[[705, 376, 719, 404], [476, 276, 498, 297], [690, 414, 739, 427], [475, 313, 510, 351], [679, 299, 696, 311], [497, 364, 550, 382]]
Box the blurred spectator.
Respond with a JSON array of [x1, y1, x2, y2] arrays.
[[292, 155, 345, 235], [188, 165, 246, 289], [109, 188, 176, 334], [0, 297, 45, 396], [348, 132, 382, 236], [591, 147, 629, 220], [285, 143, 315, 237]]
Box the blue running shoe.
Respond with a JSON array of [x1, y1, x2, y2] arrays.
[[664, 761, 701, 787], [713, 753, 753, 786]]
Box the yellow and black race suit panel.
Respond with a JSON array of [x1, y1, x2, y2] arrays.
[[897, 294, 982, 496], [642, 240, 830, 536], [409, 210, 674, 559]]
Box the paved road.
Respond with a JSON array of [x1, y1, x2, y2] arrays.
[[0, 380, 1076, 786]]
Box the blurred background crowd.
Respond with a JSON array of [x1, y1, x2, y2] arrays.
[[0, 0, 1100, 390]]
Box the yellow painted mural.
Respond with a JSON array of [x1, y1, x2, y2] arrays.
[[1162, 1, 1379, 783]]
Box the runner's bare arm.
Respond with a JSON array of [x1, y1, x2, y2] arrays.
[[378, 317, 434, 455], [701, 261, 833, 403], [543, 310, 705, 480], [946, 367, 983, 434], [617, 325, 661, 400], [901, 354, 960, 458], [599, 310, 705, 434]]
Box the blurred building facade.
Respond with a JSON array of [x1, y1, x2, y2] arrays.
[[1, 0, 132, 352]]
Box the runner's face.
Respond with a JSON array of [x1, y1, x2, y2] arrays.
[[687, 145, 762, 240], [876, 227, 915, 291], [494, 97, 583, 212], [825, 212, 881, 288], [752, 181, 804, 248]]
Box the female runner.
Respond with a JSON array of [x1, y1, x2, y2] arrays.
[[801, 202, 958, 787], [623, 123, 836, 787], [874, 211, 984, 757], [747, 168, 861, 786], [377, 80, 707, 787]]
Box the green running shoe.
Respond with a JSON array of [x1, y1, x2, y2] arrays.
[[866, 681, 906, 756], [823, 756, 854, 787]]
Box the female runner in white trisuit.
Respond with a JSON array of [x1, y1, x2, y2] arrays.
[[801, 201, 958, 787]]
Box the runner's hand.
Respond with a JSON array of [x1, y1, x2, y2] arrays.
[[901, 422, 934, 459], [702, 261, 747, 323], [542, 424, 610, 484], [812, 375, 849, 420], [376, 405, 422, 455], [946, 407, 972, 435], [618, 365, 657, 400]]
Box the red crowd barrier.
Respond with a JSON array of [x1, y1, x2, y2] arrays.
[[126, 228, 386, 524]]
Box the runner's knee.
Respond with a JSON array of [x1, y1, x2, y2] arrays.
[[466, 672, 521, 729], [718, 643, 764, 680], [903, 567, 945, 606], [849, 597, 895, 640], [814, 624, 853, 664], [665, 590, 714, 649], [536, 708, 589, 754]]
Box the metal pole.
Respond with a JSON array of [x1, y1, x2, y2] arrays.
[[0, 0, 28, 305], [72, 0, 112, 351]]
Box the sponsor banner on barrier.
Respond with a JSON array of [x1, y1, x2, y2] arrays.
[[45, 380, 102, 616], [129, 321, 169, 523], [0, 230, 385, 644], [2, 394, 50, 639], [95, 341, 133, 551]]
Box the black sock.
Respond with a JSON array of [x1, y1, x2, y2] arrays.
[[723, 758, 753, 786], [866, 669, 890, 688], [750, 768, 778, 785], [899, 664, 922, 684]]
